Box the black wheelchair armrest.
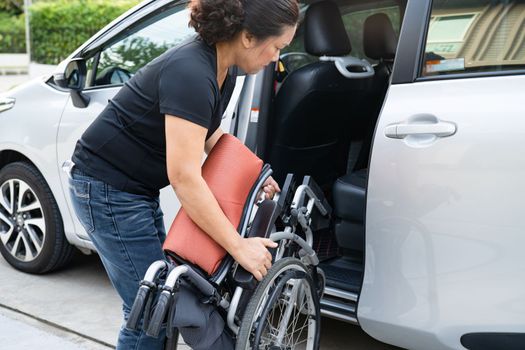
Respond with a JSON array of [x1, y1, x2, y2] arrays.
[[277, 174, 296, 216], [233, 199, 281, 290]]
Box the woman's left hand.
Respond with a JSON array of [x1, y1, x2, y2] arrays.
[[262, 176, 281, 200]]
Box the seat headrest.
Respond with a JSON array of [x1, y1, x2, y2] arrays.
[[305, 1, 351, 57], [363, 13, 398, 60]]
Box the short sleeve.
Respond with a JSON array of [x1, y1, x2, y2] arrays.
[[158, 54, 218, 128]]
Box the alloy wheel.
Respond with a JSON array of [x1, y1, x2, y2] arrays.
[[0, 178, 46, 262]]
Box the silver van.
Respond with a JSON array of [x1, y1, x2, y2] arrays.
[[0, 0, 524, 349]]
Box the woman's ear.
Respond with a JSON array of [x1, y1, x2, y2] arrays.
[[240, 30, 257, 49]]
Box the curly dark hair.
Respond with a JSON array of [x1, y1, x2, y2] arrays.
[[189, 0, 299, 45]]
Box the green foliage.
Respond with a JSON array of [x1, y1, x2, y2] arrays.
[[29, 0, 140, 64], [0, 0, 23, 16], [0, 12, 26, 53], [98, 36, 170, 75]]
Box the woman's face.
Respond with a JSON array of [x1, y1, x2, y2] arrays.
[[238, 25, 297, 74]]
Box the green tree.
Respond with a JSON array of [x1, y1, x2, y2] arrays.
[[98, 36, 170, 74], [29, 0, 140, 64], [0, 0, 23, 16], [0, 12, 25, 52]]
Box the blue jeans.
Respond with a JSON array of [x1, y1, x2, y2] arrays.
[[67, 165, 167, 350]]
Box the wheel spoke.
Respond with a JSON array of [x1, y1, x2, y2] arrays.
[[0, 180, 15, 215], [276, 278, 301, 344], [242, 261, 319, 350], [10, 233, 22, 257], [19, 233, 35, 262], [24, 224, 43, 252], [18, 198, 41, 213], [25, 218, 45, 233], [296, 289, 314, 347], [17, 181, 41, 213], [0, 224, 15, 245], [0, 210, 13, 227]]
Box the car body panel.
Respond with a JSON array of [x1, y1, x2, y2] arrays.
[[361, 74, 525, 350], [56, 87, 121, 242], [0, 78, 95, 249]]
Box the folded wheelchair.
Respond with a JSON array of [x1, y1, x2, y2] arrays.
[[126, 134, 331, 350]]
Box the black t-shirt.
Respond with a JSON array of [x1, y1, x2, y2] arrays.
[[72, 36, 237, 197]]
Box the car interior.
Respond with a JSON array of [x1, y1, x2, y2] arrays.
[[255, 0, 407, 322]]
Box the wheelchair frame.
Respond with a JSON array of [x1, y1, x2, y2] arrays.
[[126, 166, 330, 349]]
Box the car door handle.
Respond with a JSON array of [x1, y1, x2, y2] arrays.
[[385, 120, 457, 139]]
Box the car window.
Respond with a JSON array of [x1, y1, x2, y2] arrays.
[[281, 1, 400, 73], [421, 0, 525, 77], [279, 4, 313, 73], [340, 2, 400, 61], [89, 4, 194, 88]]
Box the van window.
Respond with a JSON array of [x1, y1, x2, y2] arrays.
[[281, 1, 400, 73], [90, 4, 194, 87], [422, 0, 525, 77], [340, 3, 400, 61]]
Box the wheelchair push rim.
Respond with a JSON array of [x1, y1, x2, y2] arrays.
[[236, 258, 321, 350]]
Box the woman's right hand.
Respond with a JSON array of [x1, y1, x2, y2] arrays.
[[230, 237, 278, 281]]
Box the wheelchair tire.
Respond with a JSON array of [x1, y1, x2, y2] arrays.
[[236, 257, 321, 350]]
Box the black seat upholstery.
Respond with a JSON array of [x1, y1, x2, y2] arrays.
[[333, 169, 367, 223], [332, 13, 398, 254], [266, 0, 370, 190]]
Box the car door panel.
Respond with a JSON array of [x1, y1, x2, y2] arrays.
[[57, 88, 120, 241], [360, 73, 525, 350]]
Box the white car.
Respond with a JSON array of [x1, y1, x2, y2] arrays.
[[0, 0, 523, 349]]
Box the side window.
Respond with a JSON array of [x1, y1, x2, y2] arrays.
[[422, 0, 525, 77], [340, 3, 401, 62], [89, 5, 194, 87], [280, 4, 316, 73], [280, 2, 400, 73]]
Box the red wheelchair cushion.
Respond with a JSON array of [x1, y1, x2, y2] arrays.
[[163, 134, 263, 275]]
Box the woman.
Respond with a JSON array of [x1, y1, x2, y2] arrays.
[[67, 0, 299, 349]]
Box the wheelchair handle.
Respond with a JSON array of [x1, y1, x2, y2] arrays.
[[145, 266, 183, 338], [146, 290, 172, 338], [126, 285, 151, 331], [125, 260, 168, 331], [143, 260, 169, 281], [270, 231, 319, 266], [146, 264, 218, 337]]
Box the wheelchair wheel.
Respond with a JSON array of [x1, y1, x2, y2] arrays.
[[236, 258, 321, 350]]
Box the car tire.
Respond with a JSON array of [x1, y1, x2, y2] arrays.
[[0, 162, 75, 273]]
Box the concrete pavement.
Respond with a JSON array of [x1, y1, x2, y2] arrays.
[[0, 307, 110, 350], [0, 252, 192, 349], [0, 251, 400, 349]]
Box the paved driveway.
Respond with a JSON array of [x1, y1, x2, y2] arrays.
[[0, 252, 401, 349]]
